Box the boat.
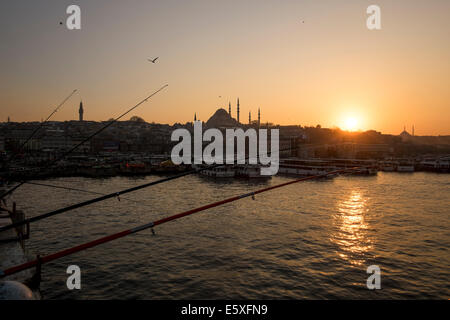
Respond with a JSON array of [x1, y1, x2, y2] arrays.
[[279, 158, 378, 177], [418, 158, 450, 173], [397, 160, 414, 172], [351, 167, 378, 175], [378, 161, 396, 172], [198, 165, 235, 178], [278, 159, 337, 176], [153, 160, 189, 173], [235, 165, 272, 179], [120, 161, 151, 175]]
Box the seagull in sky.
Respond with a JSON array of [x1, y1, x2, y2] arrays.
[[148, 57, 159, 63]]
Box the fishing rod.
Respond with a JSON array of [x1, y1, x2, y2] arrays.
[[25, 181, 156, 209], [0, 145, 296, 233], [4, 89, 78, 164], [17, 90, 77, 156], [0, 84, 169, 200], [0, 166, 365, 278]]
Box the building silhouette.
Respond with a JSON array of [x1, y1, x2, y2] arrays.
[[237, 98, 240, 123], [258, 108, 261, 128], [79, 102, 84, 121]]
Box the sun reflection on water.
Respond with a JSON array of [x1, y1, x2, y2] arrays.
[[331, 190, 373, 266]]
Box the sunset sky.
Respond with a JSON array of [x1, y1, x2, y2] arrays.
[[0, 0, 449, 135]]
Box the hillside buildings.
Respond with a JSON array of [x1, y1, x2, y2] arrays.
[[1, 102, 449, 159]]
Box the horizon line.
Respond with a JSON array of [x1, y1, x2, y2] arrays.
[[1, 119, 449, 137]]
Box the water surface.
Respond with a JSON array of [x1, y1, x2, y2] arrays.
[[10, 172, 450, 299]]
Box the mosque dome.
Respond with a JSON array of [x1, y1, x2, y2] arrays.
[[206, 108, 238, 128]]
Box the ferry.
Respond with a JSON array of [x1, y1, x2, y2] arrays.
[[235, 165, 272, 179], [278, 159, 337, 176], [351, 167, 379, 175], [279, 158, 378, 177], [418, 158, 450, 173], [198, 165, 235, 178], [397, 160, 415, 172], [378, 160, 396, 172], [326, 159, 378, 173]]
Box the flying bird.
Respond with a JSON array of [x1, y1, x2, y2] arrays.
[[148, 57, 159, 63]]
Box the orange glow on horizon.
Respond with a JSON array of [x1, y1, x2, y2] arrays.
[[0, 1, 448, 136], [342, 117, 359, 132]]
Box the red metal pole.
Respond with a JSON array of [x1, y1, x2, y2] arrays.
[[0, 167, 364, 278]]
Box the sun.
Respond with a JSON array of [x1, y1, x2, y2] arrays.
[[343, 117, 358, 131]]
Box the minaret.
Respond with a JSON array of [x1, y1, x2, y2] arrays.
[[194, 113, 197, 121], [258, 108, 260, 127], [79, 101, 84, 121], [249, 111, 251, 124], [412, 125, 415, 136], [7, 116, 10, 123], [237, 98, 240, 123], [228, 102, 231, 116]]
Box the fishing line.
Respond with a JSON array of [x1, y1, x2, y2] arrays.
[[0, 145, 296, 232], [25, 181, 157, 209], [0, 166, 366, 278], [5, 89, 78, 164], [0, 85, 168, 200]]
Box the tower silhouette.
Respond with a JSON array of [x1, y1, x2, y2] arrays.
[[237, 98, 240, 123], [79, 101, 84, 121], [249, 111, 251, 124], [229, 102, 231, 116], [258, 108, 260, 127]]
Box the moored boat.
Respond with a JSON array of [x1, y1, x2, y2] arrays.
[[198, 165, 235, 178], [397, 160, 414, 172], [235, 165, 272, 179], [378, 161, 396, 172], [279, 159, 336, 176]]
